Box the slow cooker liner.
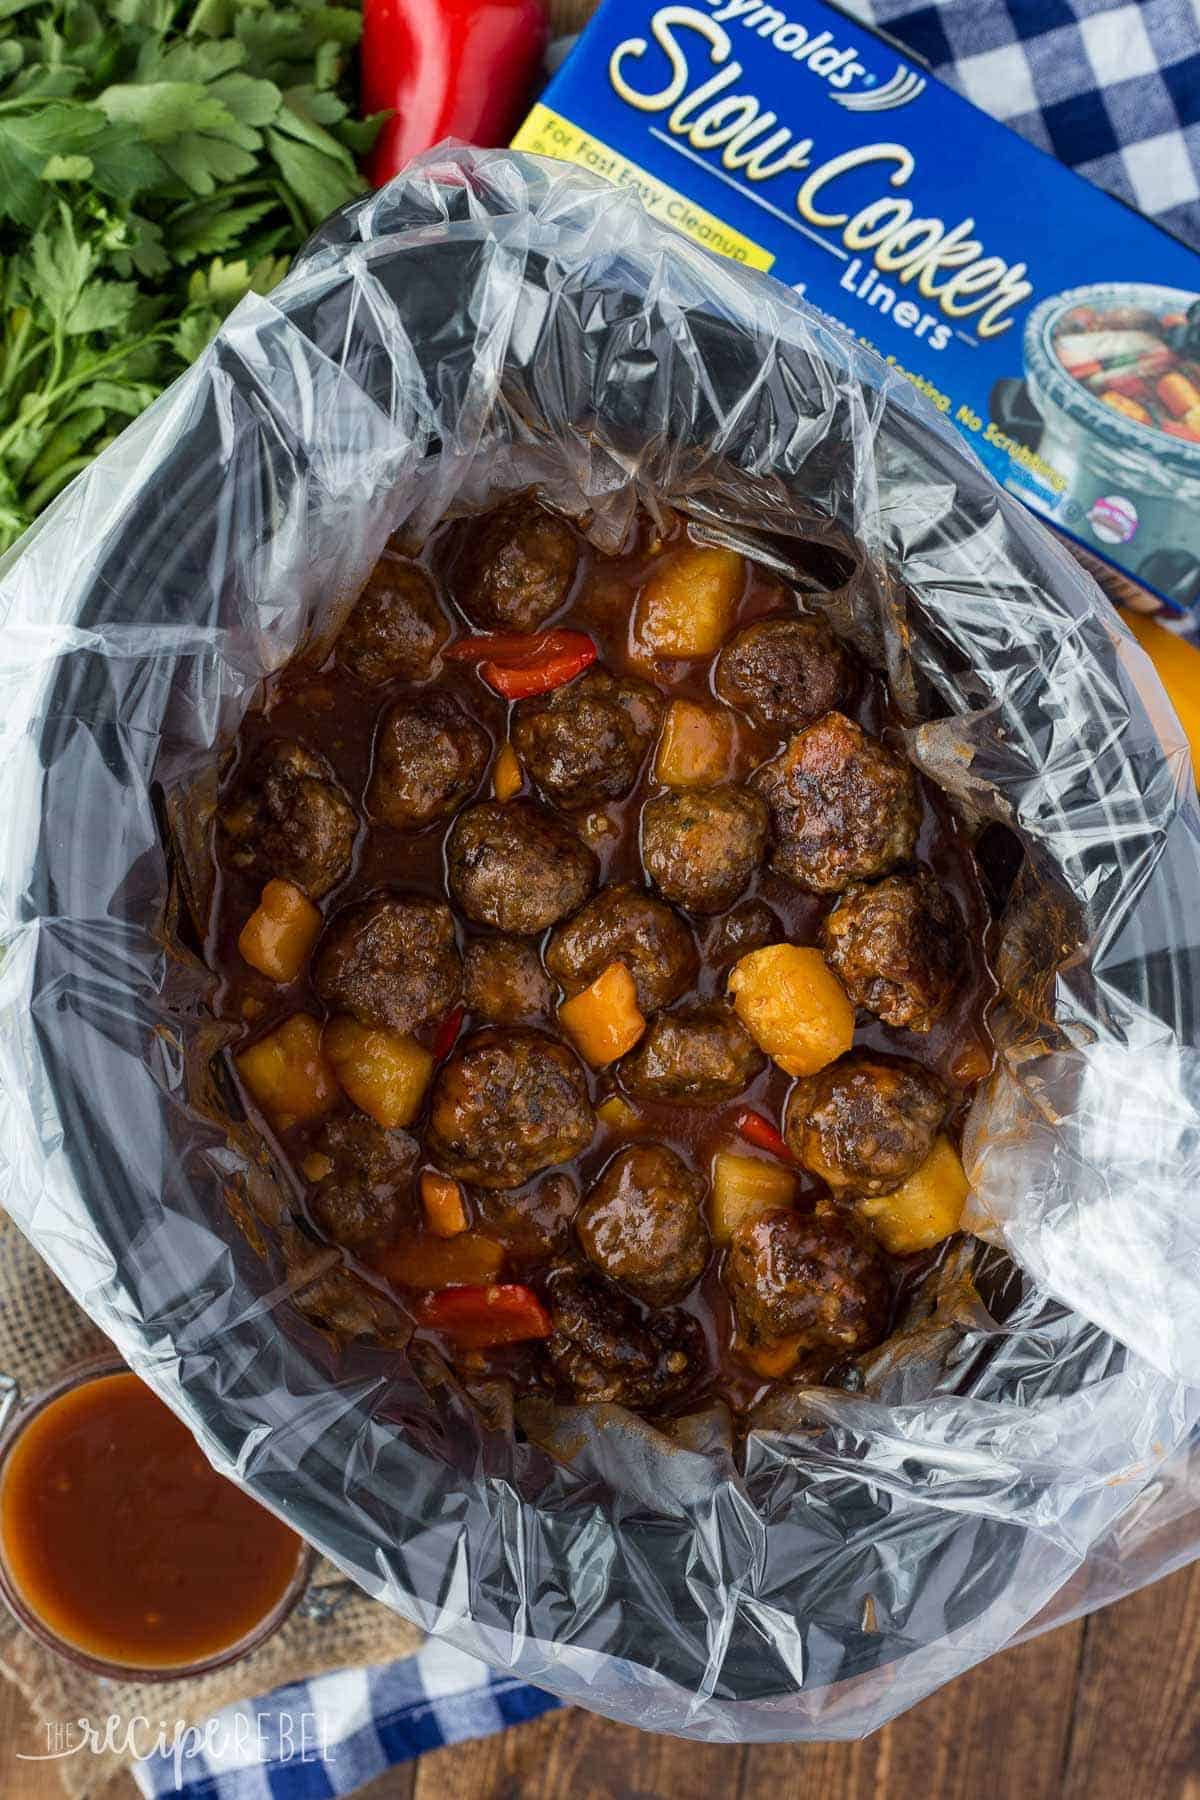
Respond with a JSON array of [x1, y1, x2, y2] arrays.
[[3, 148, 1199, 1737]]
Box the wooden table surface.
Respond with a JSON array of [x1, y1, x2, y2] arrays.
[[2, 2, 1197, 1796], [2, 1559, 1198, 1798]]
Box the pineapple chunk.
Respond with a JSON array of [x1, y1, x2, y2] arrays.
[[739, 1336, 803, 1380], [324, 1016, 433, 1129], [597, 1094, 643, 1132], [237, 879, 322, 983], [858, 1135, 969, 1255], [711, 1151, 795, 1244], [493, 742, 523, 802], [237, 1013, 338, 1129], [633, 545, 744, 658], [654, 698, 736, 788], [558, 961, 646, 1066], [420, 1171, 468, 1238], [728, 943, 854, 1077]]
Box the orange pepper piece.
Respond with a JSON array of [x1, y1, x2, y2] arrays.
[[421, 1171, 468, 1238], [372, 1231, 504, 1290], [493, 742, 523, 801]]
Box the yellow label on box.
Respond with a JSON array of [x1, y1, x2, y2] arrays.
[[513, 103, 775, 274]]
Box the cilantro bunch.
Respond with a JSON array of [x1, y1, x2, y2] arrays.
[[0, 0, 381, 551]]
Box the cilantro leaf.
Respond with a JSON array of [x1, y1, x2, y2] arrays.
[[0, 0, 379, 552], [30, 203, 93, 325], [0, 103, 112, 224], [172, 308, 222, 364], [65, 278, 139, 334], [266, 124, 357, 226], [42, 151, 94, 180], [168, 193, 284, 259]]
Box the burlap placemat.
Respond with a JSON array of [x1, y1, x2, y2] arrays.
[[0, 1210, 422, 1800]]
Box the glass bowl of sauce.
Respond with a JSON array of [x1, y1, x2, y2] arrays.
[[0, 1356, 314, 1680]]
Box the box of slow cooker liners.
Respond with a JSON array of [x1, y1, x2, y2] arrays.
[[513, 0, 1200, 613]]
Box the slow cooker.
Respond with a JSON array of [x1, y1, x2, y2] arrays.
[[1, 147, 1198, 1741]]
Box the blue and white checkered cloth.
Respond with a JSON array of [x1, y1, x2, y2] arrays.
[[142, 5, 1200, 1795], [131, 1639, 559, 1800], [847, 0, 1200, 251]]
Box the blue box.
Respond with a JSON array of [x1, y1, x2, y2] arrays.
[[514, 0, 1200, 611]]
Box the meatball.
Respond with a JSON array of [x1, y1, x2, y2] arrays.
[[220, 739, 357, 899], [312, 894, 460, 1033], [307, 1113, 417, 1248], [576, 1145, 709, 1307], [724, 1205, 889, 1350], [426, 1028, 594, 1188], [715, 614, 852, 733], [367, 694, 488, 829], [544, 1262, 707, 1408], [462, 935, 552, 1023], [335, 556, 448, 685], [784, 1053, 948, 1196], [752, 711, 920, 894], [822, 872, 962, 1032], [447, 801, 596, 935], [641, 785, 768, 915], [619, 1003, 764, 1102], [472, 1171, 579, 1258], [707, 898, 781, 968], [453, 496, 580, 631], [545, 884, 698, 1014], [512, 668, 662, 808], [281, 1229, 406, 1342]]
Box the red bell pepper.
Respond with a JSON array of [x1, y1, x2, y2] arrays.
[[418, 1283, 552, 1348], [735, 1109, 793, 1162], [1099, 372, 1148, 402], [1060, 356, 1102, 380], [362, 0, 549, 187], [432, 1003, 465, 1063], [480, 648, 596, 700], [445, 631, 552, 661], [446, 628, 597, 699]]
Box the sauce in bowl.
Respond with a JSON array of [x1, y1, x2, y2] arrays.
[[0, 1364, 310, 1676]]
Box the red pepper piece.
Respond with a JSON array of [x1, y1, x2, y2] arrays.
[[446, 629, 595, 665], [736, 1109, 793, 1162], [1099, 372, 1148, 401], [446, 628, 598, 699], [480, 645, 596, 699], [362, 0, 548, 187], [445, 631, 556, 661], [432, 1003, 464, 1063], [1060, 356, 1102, 380], [418, 1283, 552, 1348]]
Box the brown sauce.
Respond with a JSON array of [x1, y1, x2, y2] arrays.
[[206, 508, 997, 1421], [0, 1371, 306, 1670]]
